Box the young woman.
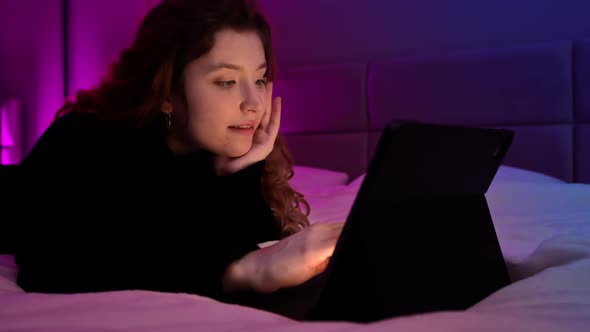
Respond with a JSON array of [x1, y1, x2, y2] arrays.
[[12, 0, 344, 307]]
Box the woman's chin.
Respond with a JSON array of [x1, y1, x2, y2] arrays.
[[225, 145, 252, 158]]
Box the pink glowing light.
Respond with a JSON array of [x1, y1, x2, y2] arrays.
[[0, 99, 21, 165], [1, 106, 14, 147]]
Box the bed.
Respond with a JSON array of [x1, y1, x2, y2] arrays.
[[1, 39, 589, 331]]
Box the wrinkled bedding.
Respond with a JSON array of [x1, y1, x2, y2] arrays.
[[1, 166, 589, 332]]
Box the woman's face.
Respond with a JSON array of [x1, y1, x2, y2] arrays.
[[167, 28, 269, 158]]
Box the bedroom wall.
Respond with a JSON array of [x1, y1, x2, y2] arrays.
[[0, 0, 64, 160], [66, 0, 150, 95], [62, 0, 590, 92], [262, 0, 590, 68], [3, 0, 590, 160]]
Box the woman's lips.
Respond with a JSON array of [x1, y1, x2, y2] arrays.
[[228, 125, 255, 135]]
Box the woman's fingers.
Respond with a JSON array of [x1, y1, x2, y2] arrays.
[[260, 82, 273, 130], [267, 96, 281, 138], [313, 222, 345, 242], [314, 256, 332, 274], [311, 226, 345, 259]]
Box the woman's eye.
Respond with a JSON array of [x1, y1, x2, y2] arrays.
[[216, 80, 236, 88], [256, 78, 268, 87]]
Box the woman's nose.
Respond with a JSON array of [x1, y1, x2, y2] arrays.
[[240, 84, 263, 113]]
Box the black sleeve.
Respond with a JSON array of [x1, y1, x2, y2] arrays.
[[20, 112, 89, 167], [0, 164, 23, 254], [17, 112, 96, 207], [216, 159, 280, 244], [5, 115, 86, 243], [205, 164, 319, 317], [206, 163, 319, 316], [13, 118, 281, 299], [10, 113, 121, 293], [177, 160, 280, 301], [217, 160, 266, 191]]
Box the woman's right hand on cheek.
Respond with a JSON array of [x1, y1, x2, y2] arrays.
[[223, 222, 345, 293]]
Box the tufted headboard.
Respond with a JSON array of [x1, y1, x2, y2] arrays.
[[275, 40, 590, 184]]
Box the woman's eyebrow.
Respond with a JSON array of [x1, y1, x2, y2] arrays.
[[207, 62, 267, 73]]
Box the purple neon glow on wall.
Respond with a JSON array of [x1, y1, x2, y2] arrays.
[[66, 0, 153, 96], [1, 105, 13, 164], [1, 99, 22, 165]]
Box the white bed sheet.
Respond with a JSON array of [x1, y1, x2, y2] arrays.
[[1, 166, 589, 332]]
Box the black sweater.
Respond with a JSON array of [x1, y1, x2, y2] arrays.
[[9, 112, 281, 301]]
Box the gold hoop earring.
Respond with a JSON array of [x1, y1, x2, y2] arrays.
[[165, 112, 172, 129]]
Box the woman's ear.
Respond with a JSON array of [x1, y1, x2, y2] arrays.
[[161, 100, 173, 115]]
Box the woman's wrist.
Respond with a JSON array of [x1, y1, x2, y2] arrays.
[[222, 259, 249, 292], [222, 249, 277, 294], [214, 157, 266, 177]]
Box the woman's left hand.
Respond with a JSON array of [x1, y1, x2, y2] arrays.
[[215, 82, 281, 175]]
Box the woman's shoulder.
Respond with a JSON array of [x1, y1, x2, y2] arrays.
[[49, 110, 143, 141], [49, 111, 109, 135], [23, 111, 135, 165]]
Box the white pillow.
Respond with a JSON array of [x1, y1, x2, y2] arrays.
[[347, 165, 565, 189], [0, 255, 23, 293], [289, 166, 349, 191], [493, 165, 565, 184], [347, 173, 366, 189]]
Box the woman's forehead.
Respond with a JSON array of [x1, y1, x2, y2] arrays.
[[206, 29, 266, 65]]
